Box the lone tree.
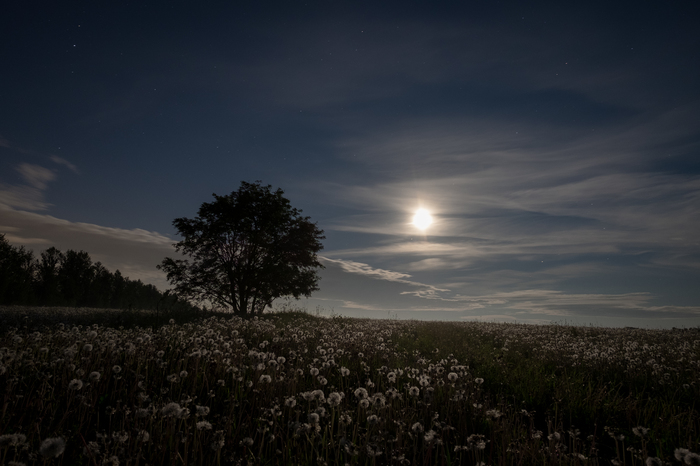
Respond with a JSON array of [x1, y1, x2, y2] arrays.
[[158, 181, 325, 316]]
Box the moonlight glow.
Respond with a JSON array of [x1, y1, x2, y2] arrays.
[[412, 209, 433, 230]]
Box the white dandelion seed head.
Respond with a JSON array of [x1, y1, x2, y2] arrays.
[[39, 437, 66, 458]]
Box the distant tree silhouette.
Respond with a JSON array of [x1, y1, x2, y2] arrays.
[[159, 181, 325, 316], [0, 234, 36, 305], [0, 233, 197, 312]]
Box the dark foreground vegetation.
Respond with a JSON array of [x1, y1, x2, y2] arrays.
[[1, 306, 698, 465], [0, 234, 197, 313]]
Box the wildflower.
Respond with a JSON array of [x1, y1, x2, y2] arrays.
[[241, 437, 254, 447], [354, 387, 369, 399], [328, 392, 344, 407], [409, 386, 420, 397], [684, 452, 700, 465], [359, 399, 370, 409], [112, 431, 129, 443], [367, 414, 380, 425], [285, 396, 297, 408], [197, 421, 213, 430], [180, 370, 188, 378], [340, 367, 350, 376], [157, 350, 165, 358], [646, 458, 662, 466], [447, 372, 458, 382], [340, 414, 353, 425], [412, 422, 424, 433], [312, 389, 325, 402], [161, 402, 183, 418], [0, 433, 27, 447], [103, 456, 120, 466], [166, 374, 180, 383], [632, 426, 649, 437], [308, 413, 320, 424], [136, 408, 150, 418], [387, 371, 397, 382], [83, 343, 93, 352], [424, 430, 437, 443], [39, 437, 66, 458], [196, 405, 210, 417], [474, 377, 484, 384], [259, 374, 272, 383], [83, 441, 100, 456], [89, 371, 101, 382], [310, 367, 320, 376], [137, 430, 150, 442], [68, 379, 83, 390], [112, 365, 122, 374]]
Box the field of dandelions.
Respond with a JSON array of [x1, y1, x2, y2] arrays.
[[1, 306, 699, 466]]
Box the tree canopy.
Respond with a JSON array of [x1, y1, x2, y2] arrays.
[[158, 181, 325, 316], [0, 234, 190, 311]]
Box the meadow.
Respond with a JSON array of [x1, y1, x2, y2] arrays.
[[0, 305, 698, 465]]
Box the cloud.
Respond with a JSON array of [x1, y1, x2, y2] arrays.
[[50, 156, 80, 174], [16, 163, 55, 190]]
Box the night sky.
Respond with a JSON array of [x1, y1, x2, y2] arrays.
[[2, 2, 699, 327]]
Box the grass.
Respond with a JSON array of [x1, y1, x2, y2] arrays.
[[0, 305, 698, 465]]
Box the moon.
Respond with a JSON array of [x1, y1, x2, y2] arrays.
[[412, 208, 433, 230]]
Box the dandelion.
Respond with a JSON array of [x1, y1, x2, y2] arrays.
[[68, 379, 83, 390], [408, 386, 420, 397], [285, 397, 297, 408], [474, 377, 484, 384], [156, 350, 165, 358], [412, 422, 424, 433], [137, 430, 150, 442], [340, 366, 350, 376], [424, 430, 437, 443], [447, 372, 458, 382], [354, 387, 369, 399], [328, 392, 344, 407], [112, 431, 129, 443], [359, 399, 370, 409], [39, 437, 66, 458], [367, 414, 380, 425], [310, 367, 320, 376], [83, 441, 100, 456], [196, 405, 210, 417], [83, 343, 93, 352], [259, 374, 272, 383], [89, 371, 101, 382], [308, 413, 320, 424], [197, 420, 213, 430], [180, 370, 188, 378], [646, 457, 662, 466], [632, 426, 649, 437], [112, 365, 122, 374], [0, 433, 27, 447], [166, 374, 180, 383], [136, 408, 150, 418], [241, 437, 254, 447], [161, 402, 183, 418]]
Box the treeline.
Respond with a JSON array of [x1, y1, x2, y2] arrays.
[[0, 234, 196, 312]]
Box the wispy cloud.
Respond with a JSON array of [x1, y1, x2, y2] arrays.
[[50, 156, 80, 174]]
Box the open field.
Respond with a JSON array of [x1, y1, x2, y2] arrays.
[[1, 306, 699, 465]]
